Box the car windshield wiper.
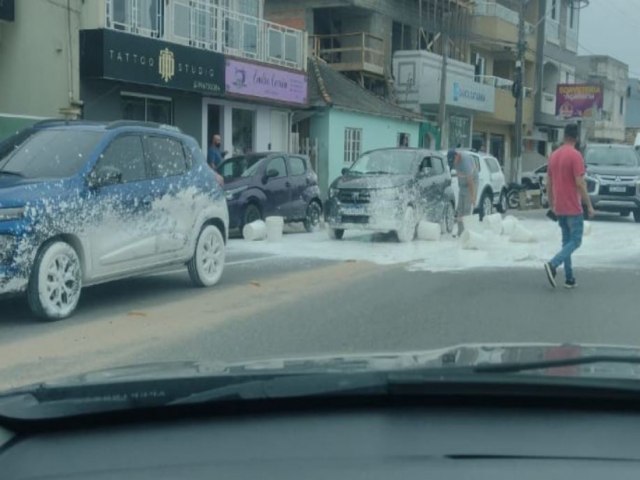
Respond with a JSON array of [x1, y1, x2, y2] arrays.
[[364, 171, 393, 175], [0, 170, 24, 177], [474, 354, 640, 374]]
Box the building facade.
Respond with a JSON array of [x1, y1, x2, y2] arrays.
[[302, 57, 422, 194], [624, 78, 640, 145], [534, 0, 582, 153], [0, 0, 308, 155], [575, 55, 629, 144]]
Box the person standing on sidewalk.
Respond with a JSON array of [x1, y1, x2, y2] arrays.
[[452, 149, 477, 237], [544, 123, 595, 289]]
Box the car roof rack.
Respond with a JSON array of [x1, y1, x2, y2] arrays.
[[32, 118, 102, 128], [106, 120, 182, 133]]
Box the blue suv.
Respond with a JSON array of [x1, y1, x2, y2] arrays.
[[0, 121, 228, 320]]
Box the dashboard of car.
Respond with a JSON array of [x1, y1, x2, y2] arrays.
[[3, 404, 640, 479]]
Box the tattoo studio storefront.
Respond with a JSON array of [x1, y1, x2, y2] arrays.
[[79, 28, 225, 143]]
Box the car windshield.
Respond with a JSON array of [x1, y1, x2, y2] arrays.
[[220, 155, 267, 179], [584, 146, 640, 167], [349, 150, 417, 175], [4, 0, 640, 419], [0, 129, 102, 178]]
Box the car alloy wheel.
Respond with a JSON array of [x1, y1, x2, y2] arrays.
[[304, 201, 322, 233], [442, 202, 456, 234], [188, 224, 225, 287], [498, 192, 508, 213], [243, 204, 262, 228], [396, 206, 417, 242], [28, 241, 82, 320], [481, 194, 493, 218]]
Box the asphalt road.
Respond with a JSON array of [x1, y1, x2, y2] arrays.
[[1, 212, 639, 390]]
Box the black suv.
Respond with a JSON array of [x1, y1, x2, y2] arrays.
[[584, 144, 640, 222], [325, 148, 456, 242]]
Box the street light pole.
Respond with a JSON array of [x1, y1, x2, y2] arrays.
[[438, 13, 450, 150], [513, 0, 527, 184]]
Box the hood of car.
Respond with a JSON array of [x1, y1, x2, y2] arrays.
[[586, 165, 640, 177], [19, 342, 640, 388], [0, 176, 72, 208], [332, 174, 412, 190]]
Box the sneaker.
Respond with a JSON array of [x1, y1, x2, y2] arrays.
[[564, 279, 577, 289], [544, 262, 557, 288]]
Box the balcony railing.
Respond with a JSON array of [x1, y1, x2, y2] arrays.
[[474, 2, 533, 33], [105, 0, 307, 71], [310, 32, 384, 77], [475, 75, 533, 97]]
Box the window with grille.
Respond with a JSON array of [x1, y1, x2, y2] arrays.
[[344, 128, 362, 164]]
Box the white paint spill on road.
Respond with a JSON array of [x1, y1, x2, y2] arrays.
[[228, 217, 640, 272]]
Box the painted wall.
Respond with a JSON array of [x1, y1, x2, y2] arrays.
[[312, 108, 420, 195]]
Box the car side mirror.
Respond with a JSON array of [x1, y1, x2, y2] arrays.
[[341, 167, 350, 175], [262, 169, 279, 183], [88, 166, 122, 188]]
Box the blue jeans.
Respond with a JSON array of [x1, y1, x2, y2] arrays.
[[550, 215, 584, 282]]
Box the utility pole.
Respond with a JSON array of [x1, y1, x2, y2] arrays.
[[438, 12, 450, 150], [512, 0, 527, 184]]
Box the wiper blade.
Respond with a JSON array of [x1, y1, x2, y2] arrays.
[[0, 170, 23, 177], [364, 171, 393, 175], [474, 355, 640, 374]]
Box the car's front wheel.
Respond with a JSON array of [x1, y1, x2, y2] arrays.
[[304, 201, 322, 233], [396, 206, 417, 242], [634, 210, 640, 223], [497, 191, 508, 213], [28, 240, 82, 321], [442, 201, 456, 234], [188, 224, 225, 287], [479, 192, 493, 219]]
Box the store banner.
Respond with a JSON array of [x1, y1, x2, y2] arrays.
[[80, 29, 225, 95], [555, 83, 603, 119], [225, 59, 307, 105]]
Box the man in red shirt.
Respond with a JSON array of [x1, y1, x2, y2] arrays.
[[544, 123, 595, 289]]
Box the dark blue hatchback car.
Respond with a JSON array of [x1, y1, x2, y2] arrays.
[[0, 121, 228, 321], [219, 152, 322, 234]]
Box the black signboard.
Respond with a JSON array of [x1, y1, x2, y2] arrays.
[[80, 29, 225, 95], [0, 0, 15, 22]]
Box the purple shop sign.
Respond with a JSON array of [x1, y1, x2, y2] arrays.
[[555, 83, 603, 119], [225, 59, 308, 105]]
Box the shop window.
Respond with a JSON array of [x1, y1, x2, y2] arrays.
[[121, 94, 173, 124], [344, 128, 362, 164], [232, 109, 255, 155], [398, 133, 410, 147]]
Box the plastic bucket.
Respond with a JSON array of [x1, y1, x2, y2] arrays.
[[502, 216, 518, 236], [583, 221, 592, 237], [461, 229, 488, 250], [510, 223, 536, 243], [242, 220, 267, 241], [265, 216, 285, 242], [462, 214, 481, 231], [485, 213, 503, 235], [417, 221, 441, 241]]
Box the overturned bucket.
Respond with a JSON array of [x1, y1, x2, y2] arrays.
[[484, 213, 503, 235], [510, 223, 537, 243], [501, 216, 519, 236], [243, 220, 267, 241], [417, 221, 441, 241], [461, 229, 488, 250], [265, 216, 285, 242]]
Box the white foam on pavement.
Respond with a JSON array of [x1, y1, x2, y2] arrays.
[[228, 216, 640, 272]]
